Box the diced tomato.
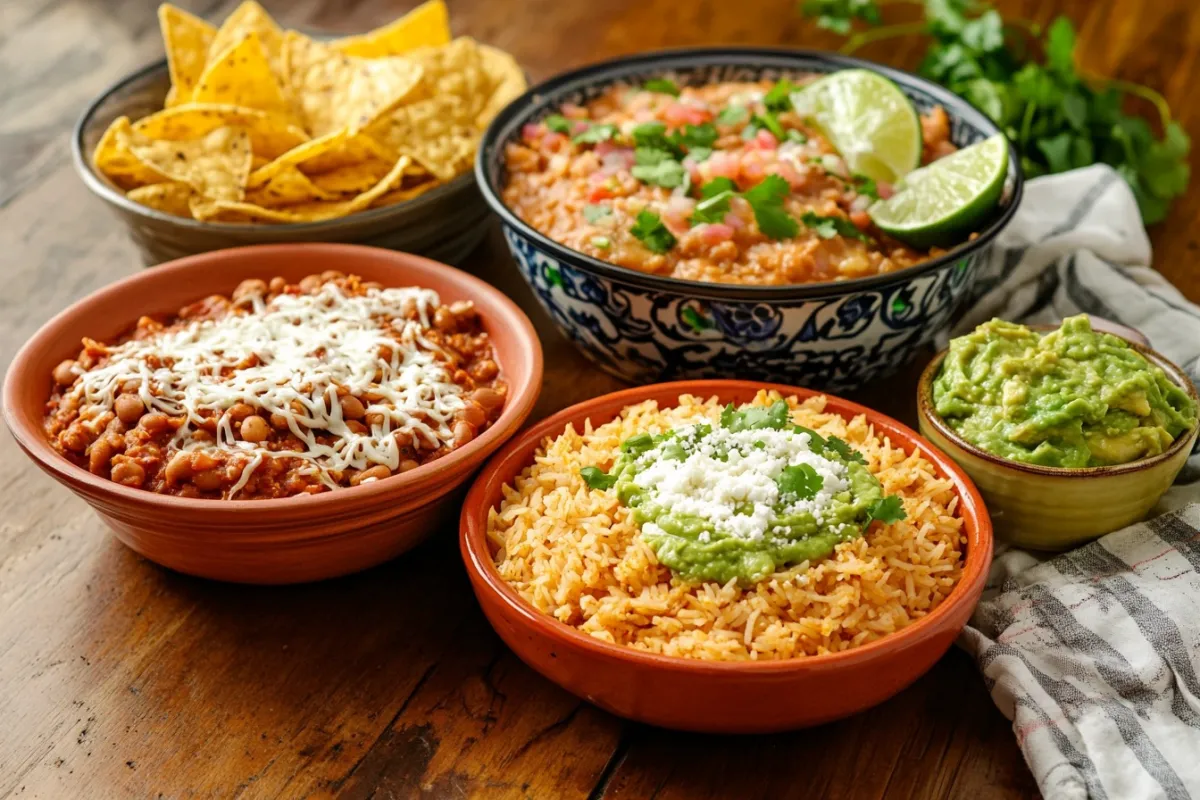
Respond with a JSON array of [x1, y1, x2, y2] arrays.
[[571, 121, 589, 136], [663, 102, 712, 127], [755, 130, 778, 150], [776, 161, 806, 190], [706, 151, 740, 180], [699, 222, 735, 243], [850, 210, 872, 230], [543, 132, 569, 151], [588, 185, 616, 202], [521, 123, 544, 143], [561, 102, 588, 120], [876, 181, 895, 200]]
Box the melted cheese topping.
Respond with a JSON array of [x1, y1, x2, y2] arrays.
[[69, 282, 470, 495]]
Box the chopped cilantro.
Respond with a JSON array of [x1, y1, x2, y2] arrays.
[[700, 177, 738, 198], [763, 79, 797, 112], [590, 235, 611, 249], [621, 433, 655, 454], [716, 105, 749, 126], [631, 122, 677, 154], [777, 463, 824, 501], [643, 78, 681, 96], [690, 190, 734, 225], [573, 123, 617, 144], [851, 173, 879, 200], [583, 203, 611, 223], [580, 466, 617, 491], [748, 111, 785, 141], [543, 114, 572, 134], [793, 425, 827, 450], [800, 211, 870, 243], [631, 157, 687, 188], [687, 147, 713, 163], [677, 123, 718, 150], [742, 175, 799, 239], [825, 436, 867, 464], [720, 400, 792, 432], [786, 129, 808, 144], [630, 210, 677, 253], [867, 495, 907, 525]]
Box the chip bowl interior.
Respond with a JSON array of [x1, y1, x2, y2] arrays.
[[72, 60, 489, 267]]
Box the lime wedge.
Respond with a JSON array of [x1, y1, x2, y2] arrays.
[[791, 69, 921, 184], [868, 134, 1009, 249]]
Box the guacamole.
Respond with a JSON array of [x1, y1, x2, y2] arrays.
[[580, 401, 906, 585], [933, 315, 1197, 468]]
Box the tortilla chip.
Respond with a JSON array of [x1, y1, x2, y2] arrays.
[[92, 116, 171, 189], [477, 44, 527, 128], [127, 182, 195, 217], [207, 1, 284, 79], [284, 32, 425, 137], [368, 97, 480, 180], [369, 180, 442, 208], [128, 126, 252, 202], [244, 166, 339, 206], [246, 130, 393, 187], [332, 0, 451, 58], [307, 160, 395, 194], [132, 104, 308, 159], [159, 5, 216, 106], [192, 154, 411, 222], [193, 32, 291, 119]]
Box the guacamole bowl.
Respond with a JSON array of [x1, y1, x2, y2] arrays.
[[460, 380, 992, 733], [917, 329, 1198, 550]]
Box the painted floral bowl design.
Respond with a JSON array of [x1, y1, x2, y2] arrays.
[[476, 47, 1023, 391]]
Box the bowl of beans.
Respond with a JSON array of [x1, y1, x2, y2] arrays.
[[476, 47, 1022, 391], [3, 243, 543, 583]]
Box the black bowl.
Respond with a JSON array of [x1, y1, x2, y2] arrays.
[[476, 47, 1023, 391]]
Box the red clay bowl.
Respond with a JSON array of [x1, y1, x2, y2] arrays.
[[460, 380, 992, 733], [4, 244, 543, 584]]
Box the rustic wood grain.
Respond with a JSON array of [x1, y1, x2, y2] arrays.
[[0, 0, 1195, 796]]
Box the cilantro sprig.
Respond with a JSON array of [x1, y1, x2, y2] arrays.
[[799, 1, 1190, 224], [742, 175, 800, 239], [643, 78, 681, 96], [801, 211, 871, 243], [630, 210, 677, 253]]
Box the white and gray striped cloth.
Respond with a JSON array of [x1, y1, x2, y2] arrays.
[[950, 164, 1200, 799]]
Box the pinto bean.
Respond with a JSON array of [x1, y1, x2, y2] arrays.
[[469, 359, 499, 382], [233, 279, 267, 302], [226, 402, 255, 421], [351, 465, 392, 485], [240, 415, 270, 443], [453, 420, 475, 447], [339, 395, 366, 420], [114, 393, 146, 424], [399, 459, 420, 473], [88, 438, 117, 475], [457, 401, 487, 428], [53, 360, 77, 385], [140, 413, 169, 433], [191, 469, 225, 492], [164, 452, 192, 483], [470, 387, 504, 411], [433, 307, 456, 331], [110, 458, 145, 488]]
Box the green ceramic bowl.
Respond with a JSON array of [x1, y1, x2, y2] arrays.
[[916, 329, 1198, 551]]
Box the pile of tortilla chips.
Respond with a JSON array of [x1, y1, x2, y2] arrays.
[[92, 0, 526, 224]]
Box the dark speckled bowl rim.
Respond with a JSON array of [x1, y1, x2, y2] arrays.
[[71, 58, 475, 234], [475, 46, 1025, 302], [917, 324, 1200, 478]]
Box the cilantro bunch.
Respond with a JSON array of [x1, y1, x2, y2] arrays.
[[800, 0, 1190, 224]]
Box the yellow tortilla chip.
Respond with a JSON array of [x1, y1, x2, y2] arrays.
[[368, 98, 480, 181], [332, 0, 451, 58], [207, 1, 284, 79], [477, 44, 527, 128], [193, 32, 291, 118], [284, 32, 425, 137], [307, 160, 394, 194], [244, 166, 339, 206], [128, 126, 252, 202], [370, 180, 442, 208], [132, 104, 308, 159], [127, 183, 195, 217], [192, 155, 411, 222], [247, 130, 392, 187], [92, 116, 172, 189], [158, 5, 216, 106]]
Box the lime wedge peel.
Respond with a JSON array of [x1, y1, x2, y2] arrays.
[[790, 69, 922, 185], [868, 134, 1009, 249]]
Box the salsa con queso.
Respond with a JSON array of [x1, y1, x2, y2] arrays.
[[502, 77, 959, 286], [933, 315, 1197, 468]]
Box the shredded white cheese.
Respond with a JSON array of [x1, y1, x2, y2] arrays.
[[69, 281, 469, 495], [631, 425, 847, 542]]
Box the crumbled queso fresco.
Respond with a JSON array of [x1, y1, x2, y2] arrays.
[[630, 422, 849, 543]]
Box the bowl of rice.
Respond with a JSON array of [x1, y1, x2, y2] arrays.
[[460, 380, 991, 732]]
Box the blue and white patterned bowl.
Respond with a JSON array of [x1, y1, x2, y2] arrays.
[[476, 48, 1023, 391]]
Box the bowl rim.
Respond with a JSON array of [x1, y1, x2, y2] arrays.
[[460, 378, 993, 675], [475, 45, 1025, 302], [2, 243, 544, 520], [71, 58, 477, 234], [917, 323, 1200, 478]]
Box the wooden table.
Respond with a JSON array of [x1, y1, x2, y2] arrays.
[[2, 0, 1197, 796]]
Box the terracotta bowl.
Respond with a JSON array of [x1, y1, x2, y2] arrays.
[[459, 380, 992, 733], [918, 323, 1198, 551], [4, 244, 543, 584]]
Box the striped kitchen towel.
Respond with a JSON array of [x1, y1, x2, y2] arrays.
[[951, 164, 1200, 799]]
